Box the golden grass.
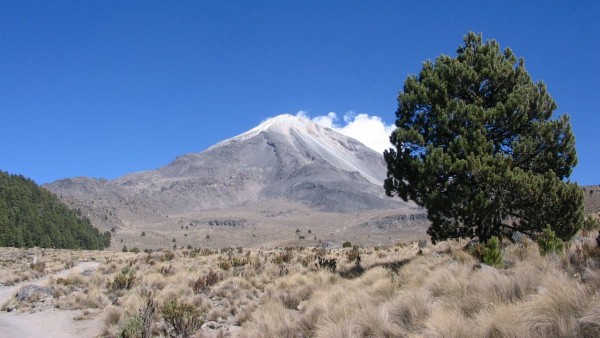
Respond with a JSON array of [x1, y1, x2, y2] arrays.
[[240, 301, 299, 338], [1, 231, 599, 337]]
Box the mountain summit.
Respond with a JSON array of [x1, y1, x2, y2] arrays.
[[45, 114, 421, 246], [210, 114, 385, 185]]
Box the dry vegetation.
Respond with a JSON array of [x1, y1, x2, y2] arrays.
[[0, 248, 115, 287], [1, 230, 600, 337]]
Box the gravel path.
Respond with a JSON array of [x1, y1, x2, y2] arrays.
[[0, 261, 103, 338]]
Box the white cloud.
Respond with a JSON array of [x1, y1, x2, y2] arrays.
[[296, 111, 396, 153]]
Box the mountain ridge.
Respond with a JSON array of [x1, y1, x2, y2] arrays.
[[44, 114, 426, 248], [46, 114, 401, 211]]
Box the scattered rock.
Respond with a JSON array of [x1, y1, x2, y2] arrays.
[[511, 231, 527, 244], [360, 214, 428, 231], [6, 306, 15, 312], [503, 258, 515, 269], [80, 269, 94, 276], [15, 285, 53, 302], [202, 321, 224, 330], [473, 263, 500, 274], [464, 239, 480, 252], [318, 241, 339, 250]]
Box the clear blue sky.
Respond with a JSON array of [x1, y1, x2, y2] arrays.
[[1, 1, 598, 185]]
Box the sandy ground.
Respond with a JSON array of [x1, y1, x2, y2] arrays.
[[0, 309, 103, 338], [0, 262, 103, 338]]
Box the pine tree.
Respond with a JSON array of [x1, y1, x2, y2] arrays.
[[384, 32, 583, 243], [0, 170, 110, 249]]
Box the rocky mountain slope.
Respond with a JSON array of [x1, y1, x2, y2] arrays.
[[44, 115, 425, 248], [583, 185, 600, 218]]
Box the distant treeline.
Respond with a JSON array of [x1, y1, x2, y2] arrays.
[[0, 171, 110, 249]]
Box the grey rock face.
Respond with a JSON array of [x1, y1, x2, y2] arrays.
[[44, 114, 415, 228]]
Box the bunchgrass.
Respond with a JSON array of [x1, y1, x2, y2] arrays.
[[1, 230, 599, 337]]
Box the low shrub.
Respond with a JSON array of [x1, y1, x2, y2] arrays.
[[231, 256, 248, 268], [483, 237, 504, 268], [30, 261, 46, 273], [162, 298, 204, 337], [190, 270, 221, 294], [118, 313, 142, 338], [346, 248, 360, 263], [583, 216, 600, 232], [272, 250, 293, 264], [316, 256, 337, 272], [163, 250, 175, 261], [217, 260, 231, 271], [110, 267, 136, 291], [537, 225, 564, 256]]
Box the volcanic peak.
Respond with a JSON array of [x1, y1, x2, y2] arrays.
[[210, 114, 328, 149]]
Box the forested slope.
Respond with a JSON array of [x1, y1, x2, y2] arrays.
[[0, 171, 110, 249]]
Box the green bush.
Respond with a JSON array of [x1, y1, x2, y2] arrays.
[[110, 267, 136, 290], [537, 225, 564, 255], [271, 250, 293, 264], [582, 215, 600, 231], [342, 241, 352, 248], [482, 237, 504, 268], [231, 256, 247, 267], [118, 313, 142, 338], [162, 298, 203, 337]]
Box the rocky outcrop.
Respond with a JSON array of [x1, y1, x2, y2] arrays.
[[360, 214, 428, 231], [15, 285, 52, 302]]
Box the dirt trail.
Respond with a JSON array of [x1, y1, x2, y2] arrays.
[[0, 261, 104, 338]]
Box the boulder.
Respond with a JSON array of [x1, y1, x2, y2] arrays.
[[15, 285, 52, 302]]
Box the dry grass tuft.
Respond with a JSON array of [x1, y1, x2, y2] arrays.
[[2, 231, 599, 337], [424, 308, 472, 338], [579, 293, 600, 337], [387, 289, 432, 333], [241, 301, 300, 338], [518, 274, 587, 337]]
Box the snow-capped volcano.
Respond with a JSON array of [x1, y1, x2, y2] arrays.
[[45, 114, 415, 229], [211, 114, 385, 185]]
